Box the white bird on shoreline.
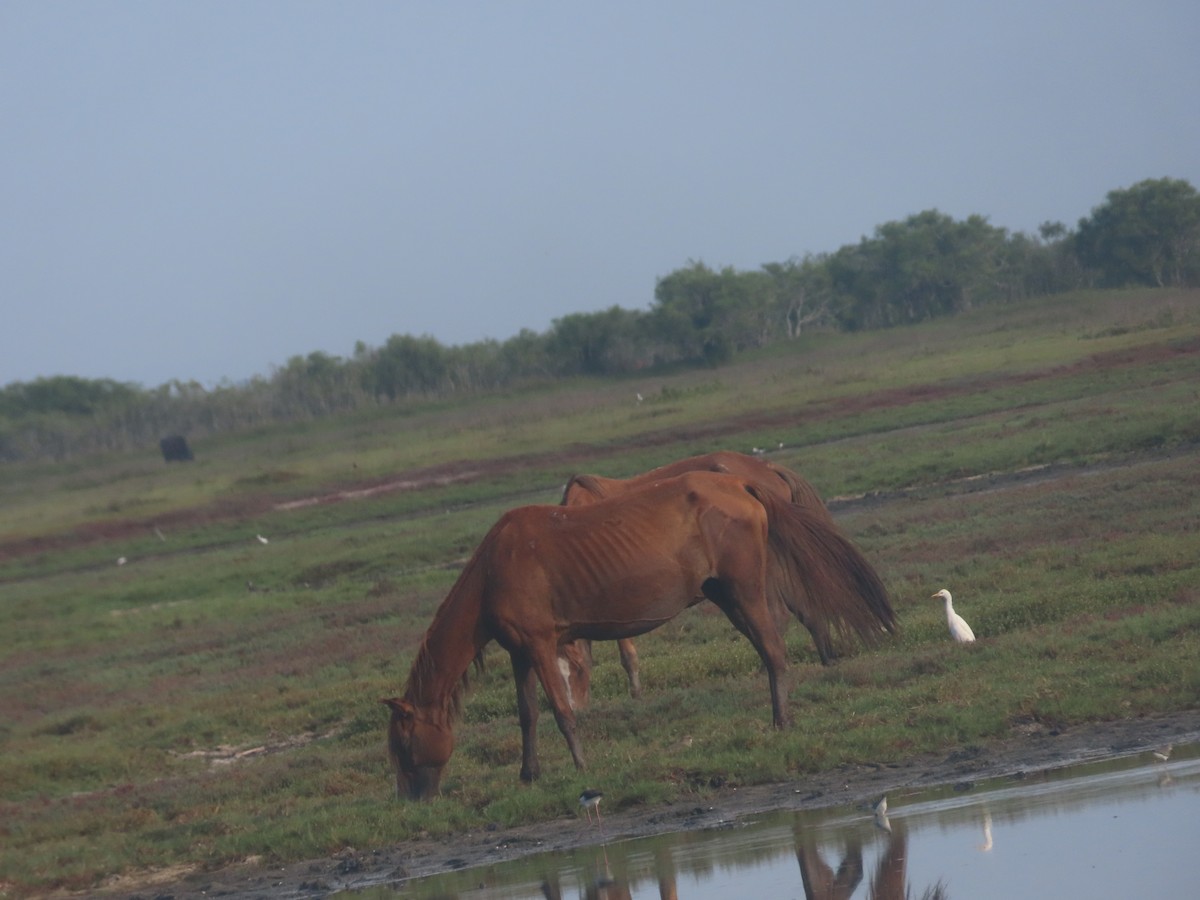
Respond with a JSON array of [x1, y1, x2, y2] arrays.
[[932, 589, 975, 642]]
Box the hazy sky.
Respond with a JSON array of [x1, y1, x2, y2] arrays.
[[3, 1, 1198, 389]]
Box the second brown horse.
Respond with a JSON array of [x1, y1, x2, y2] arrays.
[[558, 451, 882, 706]]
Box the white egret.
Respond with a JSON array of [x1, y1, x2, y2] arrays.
[[1152, 743, 1173, 762], [932, 589, 975, 642], [256, 534, 269, 544]]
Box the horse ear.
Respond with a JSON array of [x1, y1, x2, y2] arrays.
[[381, 698, 414, 720]]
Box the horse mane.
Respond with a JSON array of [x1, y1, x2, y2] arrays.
[[403, 533, 492, 720], [765, 461, 832, 520], [747, 484, 897, 646], [559, 473, 609, 505]]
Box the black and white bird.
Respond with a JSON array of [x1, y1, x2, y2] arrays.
[[579, 789, 604, 827]]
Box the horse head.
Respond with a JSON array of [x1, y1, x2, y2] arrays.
[[381, 697, 454, 800]]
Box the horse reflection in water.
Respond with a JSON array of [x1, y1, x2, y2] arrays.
[[531, 823, 942, 900], [539, 843, 677, 900], [558, 451, 894, 708], [796, 821, 948, 900], [796, 833, 864, 900], [385, 470, 894, 799]]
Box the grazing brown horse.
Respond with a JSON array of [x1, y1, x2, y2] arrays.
[[383, 470, 892, 799], [558, 451, 858, 706]]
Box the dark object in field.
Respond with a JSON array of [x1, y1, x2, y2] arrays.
[[159, 435, 193, 462], [383, 469, 894, 800]]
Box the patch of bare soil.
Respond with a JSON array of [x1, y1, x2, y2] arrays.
[[105, 710, 1200, 900]]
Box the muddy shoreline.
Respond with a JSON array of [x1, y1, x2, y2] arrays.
[[111, 709, 1200, 899]]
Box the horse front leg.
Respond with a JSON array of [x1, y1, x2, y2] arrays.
[[511, 653, 541, 782]]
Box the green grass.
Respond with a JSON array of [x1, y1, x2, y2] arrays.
[[1, 288, 1199, 895]]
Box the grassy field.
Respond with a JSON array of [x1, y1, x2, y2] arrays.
[[2, 288, 1199, 896]]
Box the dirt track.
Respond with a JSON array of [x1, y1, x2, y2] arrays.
[[8, 333, 1197, 566]]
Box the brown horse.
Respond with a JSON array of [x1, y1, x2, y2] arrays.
[[383, 470, 894, 799], [558, 451, 855, 706]]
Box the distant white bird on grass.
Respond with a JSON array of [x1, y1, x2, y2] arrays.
[[932, 589, 975, 642], [256, 534, 269, 544]]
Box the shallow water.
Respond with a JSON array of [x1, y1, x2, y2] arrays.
[[350, 743, 1199, 899]]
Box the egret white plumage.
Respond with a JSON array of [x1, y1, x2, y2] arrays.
[[932, 589, 975, 642], [1152, 743, 1173, 762]]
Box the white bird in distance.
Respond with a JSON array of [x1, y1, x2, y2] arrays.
[[932, 589, 976, 642]]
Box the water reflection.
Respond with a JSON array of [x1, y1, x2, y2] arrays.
[[348, 743, 1199, 899]]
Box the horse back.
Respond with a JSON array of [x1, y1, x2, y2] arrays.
[[563, 451, 800, 507], [488, 472, 769, 633]]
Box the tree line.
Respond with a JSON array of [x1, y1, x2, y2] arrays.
[[4, 177, 1198, 462]]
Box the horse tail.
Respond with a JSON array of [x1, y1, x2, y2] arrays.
[[747, 485, 897, 652]]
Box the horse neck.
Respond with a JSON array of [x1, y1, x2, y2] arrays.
[[403, 555, 490, 716]]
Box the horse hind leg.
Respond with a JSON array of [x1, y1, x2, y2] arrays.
[[704, 577, 793, 729], [617, 638, 642, 698]]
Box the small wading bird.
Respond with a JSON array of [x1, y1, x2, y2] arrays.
[[579, 789, 604, 827], [932, 589, 975, 643], [1152, 743, 1173, 762]]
